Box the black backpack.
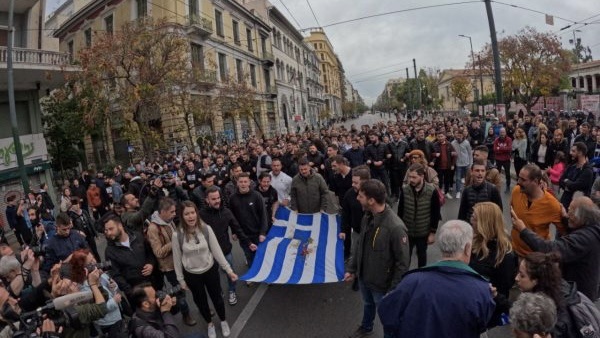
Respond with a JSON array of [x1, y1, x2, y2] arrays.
[[568, 291, 600, 338]]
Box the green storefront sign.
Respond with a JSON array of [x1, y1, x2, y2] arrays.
[[0, 162, 51, 182]]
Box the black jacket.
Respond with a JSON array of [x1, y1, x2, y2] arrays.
[[365, 142, 390, 169], [199, 204, 251, 254], [388, 140, 409, 169], [104, 231, 157, 295], [409, 138, 434, 162], [457, 181, 503, 222], [520, 222, 600, 301], [228, 190, 268, 239], [529, 141, 554, 168], [130, 309, 179, 338], [341, 188, 364, 234], [559, 161, 595, 208]]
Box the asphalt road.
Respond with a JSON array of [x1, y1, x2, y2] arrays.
[[95, 113, 518, 338]]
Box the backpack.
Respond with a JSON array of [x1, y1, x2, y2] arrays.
[[568, 291, 600, 338]]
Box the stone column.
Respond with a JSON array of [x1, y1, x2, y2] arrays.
[[592, 74, 598, 93]]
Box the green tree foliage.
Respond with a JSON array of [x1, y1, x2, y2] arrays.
[[40, 89, 85, 174]]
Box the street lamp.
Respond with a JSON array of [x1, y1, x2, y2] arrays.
[[459, 34, 477, 113]]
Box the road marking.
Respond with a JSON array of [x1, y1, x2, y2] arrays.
[[229, 283, 269, 338]]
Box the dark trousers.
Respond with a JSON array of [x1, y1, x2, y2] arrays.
[[100, 320, 125, 338], [370, 168, 391, 196], [183, 263, 226, 323], [343, 227, 352, 259], [513, 157, 527, 178], [388, 167, 406, 197], [496, 160, 511, 189], [437, 169, 454, 194], [409, 236, 428, 268]]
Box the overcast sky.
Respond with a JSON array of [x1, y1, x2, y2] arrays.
[[46, 0, 600, 105]]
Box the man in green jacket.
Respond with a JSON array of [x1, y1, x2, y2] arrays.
[[290, 158, 329, 214], [344, 179, 410, 338]]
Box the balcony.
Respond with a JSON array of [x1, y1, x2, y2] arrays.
[[186, 14, 213, 37], [0, 47, 70, 66], [0, 47, 79, 91], [264, 86, 277, 99], [262, 51, 274, 67], [195, 69, 217, 87]]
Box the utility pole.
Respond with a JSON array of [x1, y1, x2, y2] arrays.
[[406, 67, 412, 112], [478, 55, 484, 107], [459, 34, 477, 113], [7, 0, 30, 193], [413, 58, 421, 108], [484, 0, 503, 106]]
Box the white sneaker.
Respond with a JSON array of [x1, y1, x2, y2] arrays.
[[445, 192, 452, 199], [208, 323, 217, 338], [461, 178, 465, 184], [456, 192, 461, 199], [221, 321, 231, 337]]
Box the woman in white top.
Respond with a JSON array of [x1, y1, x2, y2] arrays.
[[173, 201, 238, 338]]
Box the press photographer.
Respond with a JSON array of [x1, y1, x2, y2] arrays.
[[0, 247, 42, 299]]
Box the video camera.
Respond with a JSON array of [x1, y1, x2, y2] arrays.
[[12, 291, 93, 337]]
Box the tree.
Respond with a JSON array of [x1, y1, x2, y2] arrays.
[[69, 17, 194, 154], [217, 75, 262, 137], [41, 89, 86, 175], [450, 76, 471, 108], [342, 101, 357, 117], [569, 37, 593, 64], [395, 79, 420, 111], [474, 27, 571, 111]]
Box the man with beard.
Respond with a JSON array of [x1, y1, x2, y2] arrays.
[[408, 129, 434, 162], [574, 122, 596, 159], [451, 129, 473, 199], [183, 160, 200, 193], [290, 158, 329, 214], [344, 179, 409, 338], [559, 142, 595, 209], [103, 213, 160, 296], [388, 131, 409, 199], [269, 158, 292, 207], [397, 163, 441, 268], [511, 163, 566, 257], [492, 128, 513, 193], [365, 132, 391, 192], [306, 143, 325, 175], [129, 283, 180, 337], [340, 165, 370, 266], [200, 187, 257, 306], [344, 139, 365, 168], [457, 160, 503, 222], [120, 177, 162, 232], [41, 213, 88, 277]]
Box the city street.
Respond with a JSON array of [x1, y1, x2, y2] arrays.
[[166, 113, 513, 338]]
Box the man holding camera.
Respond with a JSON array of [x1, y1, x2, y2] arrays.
[[129, 283, 205, 338]]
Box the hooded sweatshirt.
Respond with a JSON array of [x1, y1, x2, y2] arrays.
[[199, 204, 251, 255], [146, 211, 176, 272]]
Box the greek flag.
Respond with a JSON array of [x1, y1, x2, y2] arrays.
[[240, 207, 344, 284]]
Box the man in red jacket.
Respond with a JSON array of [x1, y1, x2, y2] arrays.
[[493, 128, 512, 193]]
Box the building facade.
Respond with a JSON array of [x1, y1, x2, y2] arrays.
[[303, 42, 325, 127], [52, 0, 275, 163], [570, 60, 600, 94], [438, 69, 495, 111], [304, 28, 342, 118], [0, 0, 77, 221]]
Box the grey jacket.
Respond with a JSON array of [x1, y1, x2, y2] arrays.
[[290, 171, 329, 213], [347, 206, 410, 293]]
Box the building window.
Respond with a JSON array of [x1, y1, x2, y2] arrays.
[[261, 36, 267, 55], [136, 0, 147, 18], [250, 64, 257, 88], [319, 43, 323, 49], [189, 0, 198, 16], [67, 40, 74, 62], [84, 28, 92, 47], [104, 15, 113, 35], [233, 20, 240, 45], [246, 28, 253, 52], [191, 44, 204, 70], [236, 59, 243, 82], [321, 53, 324, 61], [218, 52, 227, 81], [215, 10, 224, 37], [264, 68, 271, 91]]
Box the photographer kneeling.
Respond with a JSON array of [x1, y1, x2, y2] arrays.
[[129, 283, 207, 338]]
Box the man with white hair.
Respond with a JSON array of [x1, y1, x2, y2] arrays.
[[378, 220, 495, 338]]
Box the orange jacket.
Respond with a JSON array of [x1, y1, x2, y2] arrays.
[[510, 186, 566, 257]]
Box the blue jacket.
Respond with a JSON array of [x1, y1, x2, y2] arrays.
[[378, 260, 495, 338], [41, 231, 88, 273]]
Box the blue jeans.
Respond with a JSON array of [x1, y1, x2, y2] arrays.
[[359, 280, 385, 332], [454, 166, 468, 193], [242, 239, 257, 267], [224, 252, 236, 293]]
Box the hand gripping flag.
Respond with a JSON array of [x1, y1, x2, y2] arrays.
[[240, 206, 344, 284]]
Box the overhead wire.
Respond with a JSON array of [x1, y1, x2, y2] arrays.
[[276, 0, 303, 29], [348, 60, 414, 78], [305, 0, 321, 27]]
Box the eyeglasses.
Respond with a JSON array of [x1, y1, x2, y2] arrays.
[[411, 156, 421, 159]]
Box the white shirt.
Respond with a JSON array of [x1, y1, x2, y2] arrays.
[[270, 171, 292, 202]]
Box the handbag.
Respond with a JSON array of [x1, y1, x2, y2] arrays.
[[436, 187, 446, 206]]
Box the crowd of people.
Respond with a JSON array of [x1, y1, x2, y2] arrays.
[[1, 108, 600, 337]]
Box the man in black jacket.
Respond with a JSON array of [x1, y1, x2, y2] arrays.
[[129, 283, 180, 338], [387, 130, 409, 199], [103, 213, 160, 297], [458, 160, 503, 222], [513, 197, 600, 301], [559, 142, 595, 209], [200, 186, 256, 305], [228, 173, 267, 269], [365, 132, 391, 192]]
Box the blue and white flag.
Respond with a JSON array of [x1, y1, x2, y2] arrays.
[[240, 207, 344, 284]]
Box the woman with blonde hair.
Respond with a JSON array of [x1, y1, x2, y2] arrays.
[[403, 149, 439, 188], [469, 202, 518, 328]]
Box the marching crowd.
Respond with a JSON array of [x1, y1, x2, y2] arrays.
[[1, 109, 600, 338]]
